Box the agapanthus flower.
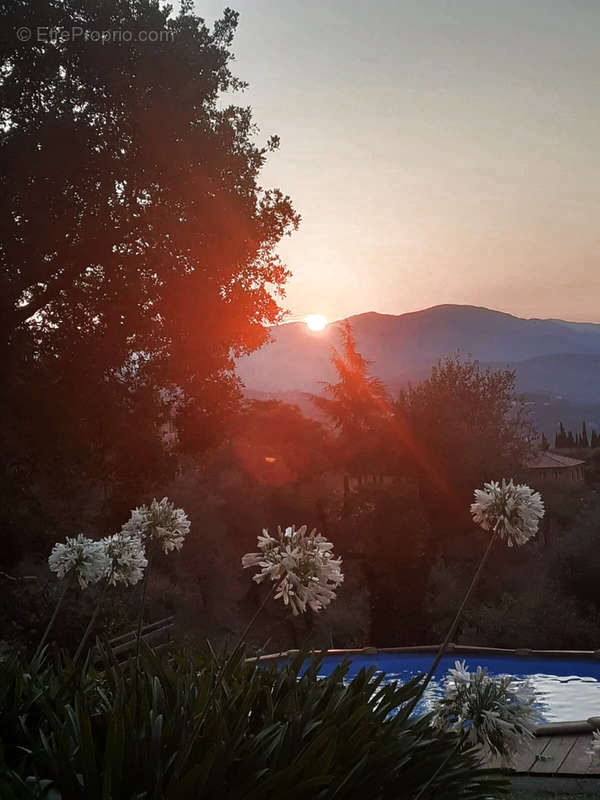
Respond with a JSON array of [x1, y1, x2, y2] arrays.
[[102, 532, 148, 586], [242, 525, 344, 615], [470, 479, 544, 547], [121, 497, 190, 554], [48, 534, 109, 589], [447, 659, 471, 689], [586, 729, 600, 760], [433, 660, 539, 759]]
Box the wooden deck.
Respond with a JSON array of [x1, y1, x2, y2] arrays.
[[508, 732, 599, 776], [488, 726, 600, 793]]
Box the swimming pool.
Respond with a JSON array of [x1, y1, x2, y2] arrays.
[[311, 650, 600, 723]]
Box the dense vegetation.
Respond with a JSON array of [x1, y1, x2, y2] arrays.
[[0, 647, 507, 799], [3, 335, 599, 655], [1, 0, 298, 559], [2, 0, 598, 660]]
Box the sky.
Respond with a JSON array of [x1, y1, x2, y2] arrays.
[[196, 0, 600, 324]]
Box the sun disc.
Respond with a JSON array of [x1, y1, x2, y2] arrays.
[[305, 314, 327, 331]]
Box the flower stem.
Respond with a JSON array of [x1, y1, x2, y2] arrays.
[[173, 582, 276, 780], [135, 551, 153, 669], [405, 528, 500, 717], [229, 583, 276, 659], [33, 575, 72, 661], [73, 579, 110, 664], [413, 744, 458, 800]]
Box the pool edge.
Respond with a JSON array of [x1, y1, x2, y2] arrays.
[[247, 643, 600, 663], [246, 645, 600, 731]]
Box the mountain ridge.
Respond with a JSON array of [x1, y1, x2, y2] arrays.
[[237, 304, 600, 402]]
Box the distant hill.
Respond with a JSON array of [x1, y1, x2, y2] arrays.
[[488, 353, 600, 405], [237, 305, 600, 405]]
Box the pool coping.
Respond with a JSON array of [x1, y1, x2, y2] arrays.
[[247, 643, 600, 663], [246, 644, 600, 733]]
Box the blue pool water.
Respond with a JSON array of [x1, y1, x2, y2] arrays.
[[313, 651, 600, 722]]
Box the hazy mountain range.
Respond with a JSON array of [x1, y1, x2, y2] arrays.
[[237, 305, 600, 435]]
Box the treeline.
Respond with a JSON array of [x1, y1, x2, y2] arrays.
[[553, 421, 599, 449], [0, 322, 543, 650], [3, 322, 599, 651]]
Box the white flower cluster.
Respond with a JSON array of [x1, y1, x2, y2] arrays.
[[587, 730, 600, 760], [102, 532, 148, 586], [48, 532, 148, 589], [471, 479, 545, 547], [433, 660, 539, 759], [48, 497, 189, 590], [242, 525, 344, 615], [121, 496, 190, 554], [48, 534, 109, 589]]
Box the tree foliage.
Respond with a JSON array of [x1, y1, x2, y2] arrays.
[[227, 399, 331, 486], [312, 321, 394, 475], [313, 342, 535, 642], [0, 0, 298, 551], [395, 355, 534, 553], [555, 420, 592, 449]]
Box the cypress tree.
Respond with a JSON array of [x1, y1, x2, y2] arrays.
[[582, 421, 589, 447], [555, 422, 565, 448]]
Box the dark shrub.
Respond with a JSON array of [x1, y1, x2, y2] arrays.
[[0, 647, 507, 799]]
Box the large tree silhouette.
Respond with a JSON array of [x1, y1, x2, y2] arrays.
[[0, 1, 298, 556], [313, 323, 420, 645], [395, 355, 534, 560]]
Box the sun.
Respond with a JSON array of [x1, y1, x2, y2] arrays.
[[305, 313, 327, 331]]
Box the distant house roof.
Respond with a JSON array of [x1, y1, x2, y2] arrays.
[[525, 452, 586, 470]]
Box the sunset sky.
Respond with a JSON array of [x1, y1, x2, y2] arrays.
[[198, 0, 600, 324]]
